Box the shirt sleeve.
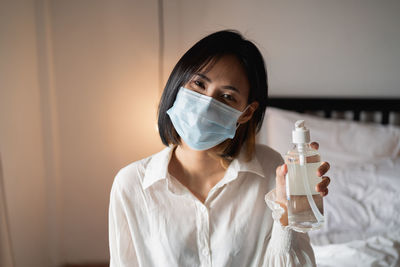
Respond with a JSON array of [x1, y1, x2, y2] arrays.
[[263, 189, 316, 267], [109, 179, 139, 267]]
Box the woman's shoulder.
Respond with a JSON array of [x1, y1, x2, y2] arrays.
[[254, 143, 284, 169], [112, 156, 151, 191], [113, 147, 170, 190]]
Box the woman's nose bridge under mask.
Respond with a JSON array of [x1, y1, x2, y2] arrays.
[[166, 87, 250, 151], [200, 87, 250, 114]]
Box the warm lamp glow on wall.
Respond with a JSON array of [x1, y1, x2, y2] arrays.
[[155, 121, 159, 133]]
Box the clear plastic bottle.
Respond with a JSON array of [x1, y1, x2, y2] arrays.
[[284, 120, 324, 232]]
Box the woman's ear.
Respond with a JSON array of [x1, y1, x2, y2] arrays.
[[237, 101, 259, 124]]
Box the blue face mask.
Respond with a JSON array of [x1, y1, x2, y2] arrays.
[[166, 87, 248, 151]]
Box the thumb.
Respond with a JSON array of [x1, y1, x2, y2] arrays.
[[276, 164, 287, 186], [275, 164, 288, 204]]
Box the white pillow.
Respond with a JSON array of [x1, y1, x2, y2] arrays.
[[256, 107, 400, 166]]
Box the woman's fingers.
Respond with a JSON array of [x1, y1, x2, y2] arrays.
[[308, 142, 330, 197], [316, 176, 330, 197], [310, 142, 319, 150], [319, 188, 329, 197], [317, 162, 330, 177], [316, 176, 330, 192]]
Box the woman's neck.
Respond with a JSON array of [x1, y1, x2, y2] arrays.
[[168, 143, 227, 202], [173, 143, 224, 178]]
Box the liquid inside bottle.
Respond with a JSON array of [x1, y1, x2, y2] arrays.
[[285, 144, 324, 232]]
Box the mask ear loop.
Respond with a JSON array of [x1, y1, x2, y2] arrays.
[[235, 105, 251, 129]]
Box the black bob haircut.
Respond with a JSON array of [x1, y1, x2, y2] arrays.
[[157, 30, 268, 159]]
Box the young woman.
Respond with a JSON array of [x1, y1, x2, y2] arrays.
[[109, 30, 330, 267]]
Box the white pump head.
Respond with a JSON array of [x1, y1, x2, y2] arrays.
[[292, 120, 310, 144]]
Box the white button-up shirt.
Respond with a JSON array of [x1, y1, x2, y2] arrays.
[[109, 144, 315, 266]]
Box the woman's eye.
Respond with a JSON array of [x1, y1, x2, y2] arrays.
[[222, 94, 235, 102], [193, 80, 205, 89]]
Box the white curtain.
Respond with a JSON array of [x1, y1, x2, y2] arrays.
[[0, 154, 15, 267]]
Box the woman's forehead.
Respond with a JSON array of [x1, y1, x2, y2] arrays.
[[198, 55, 250, 90]]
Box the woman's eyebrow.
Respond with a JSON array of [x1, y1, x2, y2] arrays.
[[222, 85, 240, 93], [195, 73, 240, 93], [195, 73, 211, 82]]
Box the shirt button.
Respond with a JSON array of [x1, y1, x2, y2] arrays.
[[202, 248, 209, 256]]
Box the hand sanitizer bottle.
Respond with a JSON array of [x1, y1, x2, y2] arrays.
[[285, 120, 324, 232]]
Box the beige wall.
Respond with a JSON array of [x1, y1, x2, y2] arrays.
[[49, 0, 163, 263], [0, 0, 48, 266]]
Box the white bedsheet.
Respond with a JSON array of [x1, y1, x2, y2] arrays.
[[309, 158, 400, 247], [313, 233, 400, 267], [309, 158, 400, 266]]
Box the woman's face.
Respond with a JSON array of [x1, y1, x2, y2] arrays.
[[184, 55, 251, 112]]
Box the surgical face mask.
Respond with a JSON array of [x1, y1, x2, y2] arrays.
[[166, 87, 248, 151]]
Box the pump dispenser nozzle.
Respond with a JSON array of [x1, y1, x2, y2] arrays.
[[292, 120, 310, 144], [295, 120, 305, 128]]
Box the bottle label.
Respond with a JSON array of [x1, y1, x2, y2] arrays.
[[287, 162, 321, 195]]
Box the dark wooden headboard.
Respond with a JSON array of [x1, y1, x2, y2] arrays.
[[267, 97, 400, 125]]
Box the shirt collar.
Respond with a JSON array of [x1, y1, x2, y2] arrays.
[[232, 147, 265, 178], [141, 145, 265, 190], [142, 146, 174, 189]]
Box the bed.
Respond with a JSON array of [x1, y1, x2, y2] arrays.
[[256, 97, 400, 267]]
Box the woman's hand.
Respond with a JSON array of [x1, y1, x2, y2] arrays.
[[275, 142, 331, 226]]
